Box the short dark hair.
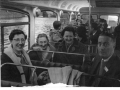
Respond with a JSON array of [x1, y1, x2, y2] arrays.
[[53, 21, 61, 30], [61, 26, 76, 36], [99, 32, 116, 42], [91, 22, 98, 30], [9, 29, 27, 41]]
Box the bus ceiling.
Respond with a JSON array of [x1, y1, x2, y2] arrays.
[[0, 0, 90, 13], [90, 0, 120, 8], [80, 0, 120, 14], [80, 7, 120, 15]]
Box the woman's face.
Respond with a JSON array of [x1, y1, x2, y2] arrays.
[[63, 31, 74, 45], [38, 37, 48, 50], [11, 34, 26, 52]]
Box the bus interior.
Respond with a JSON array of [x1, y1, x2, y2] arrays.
[[1, 0, 120, 87]]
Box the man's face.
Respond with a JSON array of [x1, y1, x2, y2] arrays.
[[98, 36, 115, 59], [63, 31, 74, 45], [11, 34, 26, 52], [100, 22, 106, 29], [77, 15, 81, 20], [38, 37, 48, 50]]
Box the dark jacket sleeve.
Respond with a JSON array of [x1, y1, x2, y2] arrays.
[[1, 53, 21, 82], [79, 42, 88, 54]]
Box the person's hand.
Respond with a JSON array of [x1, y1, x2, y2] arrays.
[[30, 71, 38, 85], [33, 46, 42, 51], [41, 59, 50, 63], [37, 71, 51, 84]]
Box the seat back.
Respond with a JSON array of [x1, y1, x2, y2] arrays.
[[86, 45, 98, 54], [1, 80, 33, 87], [52, 52, 85, 66], [27, 50, 54, 62]]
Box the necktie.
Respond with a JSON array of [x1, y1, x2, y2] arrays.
[[99, 59, 105, 76], [94, 59, 105, 86]]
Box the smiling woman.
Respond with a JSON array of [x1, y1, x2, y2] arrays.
[[1, 29, 38, 84], [9, 29, 27, 55]]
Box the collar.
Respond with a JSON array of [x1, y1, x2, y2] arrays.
[[102, 52, 114, 62]]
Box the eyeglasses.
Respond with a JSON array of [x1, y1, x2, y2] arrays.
[[13, 38, 25, 43]]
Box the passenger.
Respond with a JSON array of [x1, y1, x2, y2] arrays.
[[49, 20, 62, 45], [87, 32, 120, 87], [99, 19, 108, 33], [114, 24, 120, 51], [53, 26, 89, 65], [89, 23, 101, 45], [57, 26, 87, 53], [1, 29, 37, 84], [76, 19, 88, 44], [77, 14, 81, 20], [29, 33, 56, 62]]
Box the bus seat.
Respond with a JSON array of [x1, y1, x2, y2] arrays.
[[52, 52, 85, 66], [1, 80, 33, 87], [27, 50, 54, 62], [27, 50, 43, 61], [31, 60, 81, 70], [86, 45, 98, 54], [30, 60, 81, 77], [85, 44, 98, 60]]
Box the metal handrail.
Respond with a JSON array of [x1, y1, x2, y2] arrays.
[[1, 63, 48, 85], [28, 49, 86, 56], [1, 63, 120, 86], [27, 50, 86, 64], [1, 80, 33, 87], [1, 62, 48, 70]]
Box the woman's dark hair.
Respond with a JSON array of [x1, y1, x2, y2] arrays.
[[99, 19, 108, 28], [36, 33, 49, 44], [9, 29, 27, 41], [53, 21, 61, 30], [61, 26, 76, 36]]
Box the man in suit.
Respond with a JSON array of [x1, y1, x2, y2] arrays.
[[88, 32, 120, 87], [89, 23, 101, 45]]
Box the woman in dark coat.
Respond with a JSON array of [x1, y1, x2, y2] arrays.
[[1, 29, 37, 85]]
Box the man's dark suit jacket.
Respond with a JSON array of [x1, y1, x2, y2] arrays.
[[90, 30, 101, 45], [87, 51, 120, 87]]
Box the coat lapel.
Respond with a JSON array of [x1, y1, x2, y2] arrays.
[[90, 55, 101, 75], [102, 53, 116, 76]]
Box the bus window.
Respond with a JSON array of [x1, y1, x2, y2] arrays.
[[0, 8, 30, 54], [81, 14, 98, 24], [0, 10, 28, 23], [60, 12, 70, 29], [100, 15, 118, 28], [34, 10, 57, 41]]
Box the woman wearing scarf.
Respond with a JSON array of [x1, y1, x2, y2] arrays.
[[1, 29, 37, 85]]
